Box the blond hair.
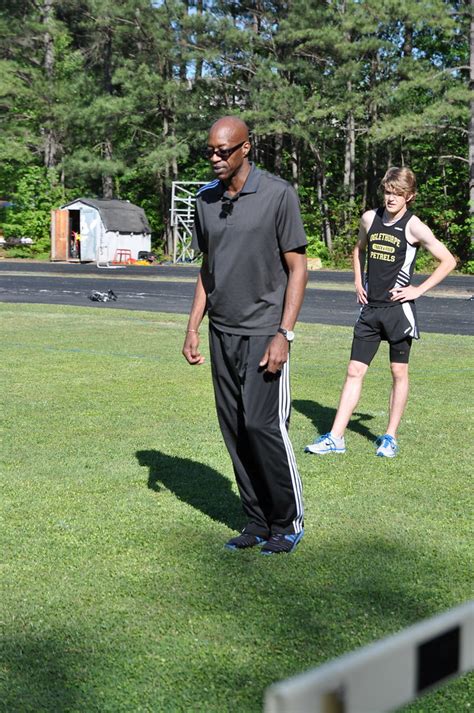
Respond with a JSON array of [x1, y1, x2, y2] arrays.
[[380, 167, 417, 202]]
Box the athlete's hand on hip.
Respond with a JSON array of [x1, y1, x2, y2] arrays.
[[259, 333, 289, 374], [355, 283, 368, 304], [389, 285, 422, 302], [182, 331, 205, 365]]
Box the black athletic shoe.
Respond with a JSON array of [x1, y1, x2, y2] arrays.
[[224, 531, 267, 551], [260, 530, 304, 555]]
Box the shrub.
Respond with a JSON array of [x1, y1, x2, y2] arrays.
[[306, 234, 330, 264], [415, 248, 438, 274], [2, 167, 68, 257]]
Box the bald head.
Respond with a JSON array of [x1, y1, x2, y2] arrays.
[[207, 116, 251, 187], [209, 116, 249, 143]]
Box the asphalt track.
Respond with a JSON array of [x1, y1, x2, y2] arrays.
[[0, 261, 473, 336]]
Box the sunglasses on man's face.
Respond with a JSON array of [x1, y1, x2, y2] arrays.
[[203, 141, 245, 160]]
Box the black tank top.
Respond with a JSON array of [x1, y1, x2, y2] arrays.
[[365, 207, 418, 305]]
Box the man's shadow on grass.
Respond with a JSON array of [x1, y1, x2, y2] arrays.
[[136, 450, 243, 532], [293, 399, 377, 442], [1, 633, 100, 711]]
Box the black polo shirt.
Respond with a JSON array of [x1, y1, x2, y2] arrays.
[[191, 164, 307, 335]]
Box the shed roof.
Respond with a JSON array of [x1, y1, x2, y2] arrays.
[[62, 198, 151, 233]]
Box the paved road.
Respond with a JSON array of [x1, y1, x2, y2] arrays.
[[0, 261, 472, 335], [1, 259, 474, 290]]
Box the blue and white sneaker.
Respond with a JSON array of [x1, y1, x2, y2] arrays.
[[225, 531, 267, 551], [260, 530, 304, 555], [375, 434, 398, 458], [304, 432, 346, 455]]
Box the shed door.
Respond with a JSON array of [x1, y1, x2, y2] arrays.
[[80, 206, 100, 262], [51, 210, 70, 261]]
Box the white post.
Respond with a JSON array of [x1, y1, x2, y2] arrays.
[[264, 601, 474, 713]]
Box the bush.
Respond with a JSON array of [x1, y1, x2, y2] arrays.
[[415, 248, 438, 274], [328, 236, 354, 269], [2, 167, 68, 257], [306, 234, 330, 264]]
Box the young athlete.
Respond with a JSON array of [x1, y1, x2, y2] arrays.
[[305, 167, 456, 458]]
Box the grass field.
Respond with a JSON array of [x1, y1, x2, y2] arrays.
[[1, 302, 472, 713]]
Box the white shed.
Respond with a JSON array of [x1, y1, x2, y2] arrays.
[[51, 198, 152, 264]]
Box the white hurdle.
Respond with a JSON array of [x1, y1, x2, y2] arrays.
[[264, 600, 474, 713]]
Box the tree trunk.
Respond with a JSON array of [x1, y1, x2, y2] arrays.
[[158, 175, 173, 256], [291, 137, 299, 189], [251, 1, 262, 34], [43, 0, 54, 79], [194, 0, 204, 81], [341, 3, 355, 220], [102, 138, 114, 199], [316, 165, 333, 251], [252, 132, 259, 165], [367, 54, 379, 207], [343, 82, 355, 202], [102, 28, 114, 197], [362, 136, 369, 211], [402, 23, 413, 61], [309, 140, 332, 249], [179, 0, 188, 81], [343, 100, 356, 237], [162, 114, 174, 255], [43, 0, 57, 168], [470, 0, 474, 242], [274, 132, 283, 175], [171, 125, 178, 181], [441, 163, 450, 241]]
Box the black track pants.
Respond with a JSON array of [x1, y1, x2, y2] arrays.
[[209, 325, 304, 536]]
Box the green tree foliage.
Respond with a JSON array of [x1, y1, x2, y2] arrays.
[[0, 0, 470, 266], [2, 167, 67, 256]]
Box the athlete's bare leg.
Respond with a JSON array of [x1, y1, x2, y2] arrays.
[[331, 360, 369, 438], [385, 362, 409, 438]]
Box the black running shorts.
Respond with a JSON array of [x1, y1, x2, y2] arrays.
[[350, 303, 419, 365]]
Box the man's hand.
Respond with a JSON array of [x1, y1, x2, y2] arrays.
[[259, 333, 289, 374], [355, 282, 368, 304], [182, 331, 205, 365], [389, 285, 422, 302]]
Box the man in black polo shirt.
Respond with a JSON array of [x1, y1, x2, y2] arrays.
[[182, 116, 308, 555]]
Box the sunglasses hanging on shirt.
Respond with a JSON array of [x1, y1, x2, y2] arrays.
[[220, 197, 235, 218]]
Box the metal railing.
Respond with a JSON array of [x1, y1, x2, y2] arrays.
[[170, 181, 207, 263]]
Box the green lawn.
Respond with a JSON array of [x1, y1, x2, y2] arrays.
[[1, 303, 472, 713]]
